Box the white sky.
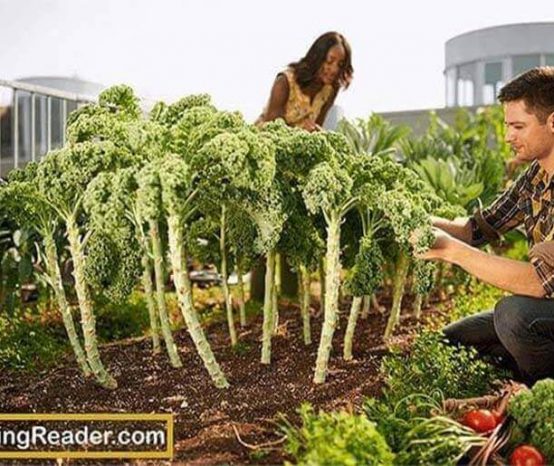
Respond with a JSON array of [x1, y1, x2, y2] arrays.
[[1, 0, 553, 121]]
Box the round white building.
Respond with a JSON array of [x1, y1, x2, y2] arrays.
[[445, 22, 554, 107]]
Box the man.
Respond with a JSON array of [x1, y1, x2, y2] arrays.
[[417, 67, 554, 386]]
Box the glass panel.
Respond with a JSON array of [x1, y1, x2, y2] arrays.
[[457, 63, 475, 106], [546, 54, 554, 66], [50, 98, 64, 150], [512, 54, 541, 76], [485, 62, 502, 84], [17, 91, 32, 167], [446, 67, 456, 107], [0, 87, 13, 178], [484, 62, 503, 105], [35, 95, 48, 160]]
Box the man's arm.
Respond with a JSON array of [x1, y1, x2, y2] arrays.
[[431, 216, 473, 243], [419, 229, 545, 298]]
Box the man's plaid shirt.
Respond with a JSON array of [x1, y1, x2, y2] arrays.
[[470, 160, 554, 297]]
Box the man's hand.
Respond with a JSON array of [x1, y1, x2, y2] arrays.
[[411, 227, 458, 261]]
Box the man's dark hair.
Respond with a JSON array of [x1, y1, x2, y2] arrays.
[[498, 66, 554, 123], [289, 32, 354, 90]]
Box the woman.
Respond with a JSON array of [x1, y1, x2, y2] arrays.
[[250, 32, 353, 303], [257, 31, 353, 131]]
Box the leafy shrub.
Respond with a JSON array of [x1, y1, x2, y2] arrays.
[[364, 392, 443, 451], [394, 415, 486, 465], [381, 331, 508, 404], [95, 292, 150, 342], [0, 310, 68, 371], [508, 378, 554, 462], [282, 403, 394, 466]]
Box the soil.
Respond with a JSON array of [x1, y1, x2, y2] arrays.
[[0, 293, 443, 465]]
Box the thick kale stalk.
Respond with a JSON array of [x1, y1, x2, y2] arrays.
[[301, 134, 361, 383], [140, 249, 161, 354], [159, 155, 228, 388], [271, 253, 281, 334], [313, 213, 342, 384], [219, 205, 237, 346], [411, 260, 436, 319], [150, 221, 182, 367], [261, 251, 276, 364], [298, 263, 312, 345], [1, 177, 92, 378], [383, 250, 410, 340], [377, 186, 435, 340], [360, 295, 371, 319], [236, 265, 247, 327], [166, 215, 229, 388], [132, 208, 160, 354], [43, 231, 92, 376], [343, 296, 363, 361], [318, 257, 326, 316], [136, 163, 182, 367], [343, 234, 385, 360], [66, 214, 117, 389]]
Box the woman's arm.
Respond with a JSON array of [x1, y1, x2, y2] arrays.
[[257, 74, 289, 124], [315, 85, 339, 127]]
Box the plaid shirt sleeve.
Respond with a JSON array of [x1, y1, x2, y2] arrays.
[[529, 242, 554, 297], [469, 167, 531, 247]]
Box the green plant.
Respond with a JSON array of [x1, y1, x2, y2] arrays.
[[0, 309, 68, 371], [381, 331, 508, 404], [364, 392, 444, 451], [282, 403, 395, 466], [95, 293, 150, 342], [508, 379, 554, 462]]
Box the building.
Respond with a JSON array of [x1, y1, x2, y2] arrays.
[[445, 22, 554, 107], [0, 76, 103, 177], [380, 22, 554, 134]]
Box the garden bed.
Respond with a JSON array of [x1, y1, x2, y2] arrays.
[[0, 293, 440, 465]]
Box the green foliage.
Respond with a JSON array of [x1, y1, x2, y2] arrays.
[[83, 230, 142, 304], [344, 233, 384, 296], [377, 187, 434, 254], [337, 114, 411, 156], [152, 94, 214, 128], [366, 393, 486, 465], [282, 403, 395, 466], [381, 331, 508, 404], [364, 392, 444, 451], [440, 280, 507, 324], [394, 415, 486, 465], [399, 107, 507, 211], [98, 84, 142, 119], [95, 292, 150, 342], [508, 378, 554, 462], [0, 309, 68, 371], [303, 162, 353, 216], [412, 260, 436, 296]]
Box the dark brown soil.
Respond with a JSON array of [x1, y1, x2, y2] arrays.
[[0, 294, 440, 465]]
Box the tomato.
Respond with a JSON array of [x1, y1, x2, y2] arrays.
[[510, 445, 545, 466], [461, 409, 497, 432]]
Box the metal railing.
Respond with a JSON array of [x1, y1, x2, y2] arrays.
[[0, 79, 97, 178]]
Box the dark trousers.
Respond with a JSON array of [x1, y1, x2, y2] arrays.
[[443, 295, 554, 385]]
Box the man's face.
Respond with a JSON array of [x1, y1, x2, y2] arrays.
[[504, 100, 554, 163]]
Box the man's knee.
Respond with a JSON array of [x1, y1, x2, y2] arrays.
[[442, 311, 495, 348], [493, 295, 530, 339]]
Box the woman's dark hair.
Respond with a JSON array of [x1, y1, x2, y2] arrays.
[[498, 66, 554, 123], [289, 32, 353, 90]]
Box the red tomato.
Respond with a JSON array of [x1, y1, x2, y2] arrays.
[[461, 409, 497, 432], [510, 445, 545, 466]]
